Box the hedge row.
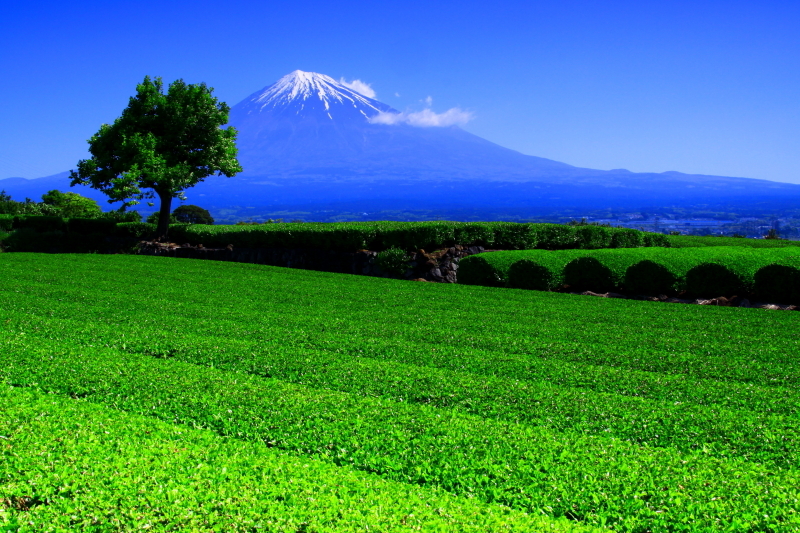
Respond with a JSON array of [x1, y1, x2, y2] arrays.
[[166, 221, 667, 252], [1, 218, 157, 253], [460, 246, 800, 302], [668, 235, 800, 248], [1, 217, 669, 253]]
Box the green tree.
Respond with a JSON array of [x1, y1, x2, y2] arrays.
[[146, 212, 178, 225], [173, 204, 214, 224], [0, 190, 20, 215], [70, 76, 242, 240], [41, 190, 102, 218]]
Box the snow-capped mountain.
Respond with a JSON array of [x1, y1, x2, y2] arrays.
[[4, 69, 800, 217], [226, 70, 576, 178], [234, 70, 394, 121]]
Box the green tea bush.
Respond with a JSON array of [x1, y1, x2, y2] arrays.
[[451, 222, 495, 247], [575, 225, 612, 249], [754, 261, 800, 304], [505, 250, 589, 290], [457, 255, 501, 286], [0, 214, 13, 232], [563, 256, 615, 291], [507, 259, 559, 290], [375, 247, 409, 277], [643, 232, 670, 247], [668, 235, 800, 248], [686, 262, 748, 297], [115, 222, 157, 239], [533, 224, 578, 249], [562, 248, 674, 293], [609, 228, 645, 248], [483, 222, 531, 249], [682, 249, 781, 296], [624, 260, 681, 295]]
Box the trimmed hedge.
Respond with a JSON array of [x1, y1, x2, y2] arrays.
[[67, 217, 118, 235], [668, 235, 800, 248], [14, 215, 66, 232], [0, 214, 13, 232], [466, 246, 800, 301], [755, 260, 800, 304], [564, 248, 688, 293], [457, 254, 518, 287], [115, 222, 157, 239], [506, 252, 588, 290], [464, 249, 656, 290], [168, 222, 662, 253], [2, 228, 65, 252], [4, 217, 666, 259], [682, 249, 796, 297]]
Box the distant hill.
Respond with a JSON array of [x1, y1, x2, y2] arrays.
[[4, 70, 800, 218]]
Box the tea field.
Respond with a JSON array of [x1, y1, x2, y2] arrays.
[[1, 253, 799, 532]]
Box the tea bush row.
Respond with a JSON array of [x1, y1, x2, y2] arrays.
[[2, 335, 798, 532], [3, 254, 799, 389], [5, 305, 800, 469], [0, 385, 570, 532], [460, 246, 800, 300], [667, 235, 800, 248], [3, 254, 800, 531]]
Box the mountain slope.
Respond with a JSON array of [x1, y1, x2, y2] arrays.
[[227, 71, 577, 179], [3, 70, 800, 216]]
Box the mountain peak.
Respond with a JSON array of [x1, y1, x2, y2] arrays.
[[235, 70, 393, 120]]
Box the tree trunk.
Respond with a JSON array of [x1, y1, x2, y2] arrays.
[[155, 192, 173, 241]]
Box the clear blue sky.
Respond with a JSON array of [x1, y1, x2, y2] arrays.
[[1, 0, 798, 183]]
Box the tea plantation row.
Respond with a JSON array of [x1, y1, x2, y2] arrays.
[[459, 246, 800, 302], [1, 386, 568, 532], [1, 254, 799, 531]]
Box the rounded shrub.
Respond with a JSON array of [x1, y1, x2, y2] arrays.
[[563, 256, 616, 292], [507, 259, 556, 291], [685, 263, 746, 297], [754, 264, 800, 304], [457, 255, 499, 286], [624, 260, 679, 295], [375, 247, 409, 277], [173, 205, 214, 225]]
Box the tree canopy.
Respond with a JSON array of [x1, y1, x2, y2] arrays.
[[0, 190, 60, 216], [41, 190, 101, 218], [173, 204, 214, 225], [70, 76, 241, 239]]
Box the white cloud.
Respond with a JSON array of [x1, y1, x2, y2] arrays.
[[368, 107, 474, 127], [423, 95, 433, 106], [339, 78, 376, 98], [395, 92, 401, 97]]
